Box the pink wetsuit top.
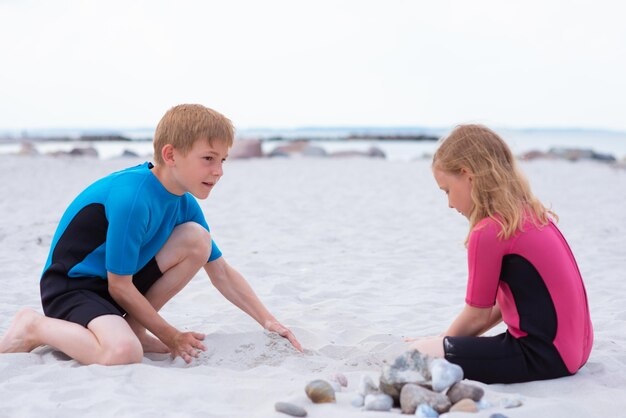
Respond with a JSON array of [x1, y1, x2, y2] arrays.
[[465, 216, 593, 373]]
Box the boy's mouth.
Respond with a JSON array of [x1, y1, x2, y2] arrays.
[[202, 181, 215, 188]]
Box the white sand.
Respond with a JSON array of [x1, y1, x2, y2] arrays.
[[1, 155, 625, 417]]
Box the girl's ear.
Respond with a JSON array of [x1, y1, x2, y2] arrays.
[[460, 167, 474, 183], [161, 144, 175, 166]]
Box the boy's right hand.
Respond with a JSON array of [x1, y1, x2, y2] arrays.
[[169, 331, 206, 363]]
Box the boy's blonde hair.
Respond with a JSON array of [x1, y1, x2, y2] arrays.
[[153, 104, 234, 165], [432, 124, 556, 243]]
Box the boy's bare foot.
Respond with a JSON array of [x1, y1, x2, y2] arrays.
[[0, 308, 43, 353], [137, 332, 170, 354]]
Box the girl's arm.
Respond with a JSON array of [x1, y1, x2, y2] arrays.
[[444, 304, 497, 337], [476, 303, 502, 335]]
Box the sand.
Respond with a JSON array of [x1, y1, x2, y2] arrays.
[[1, 154, 625, 417]]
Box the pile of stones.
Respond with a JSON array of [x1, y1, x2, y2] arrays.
[[275, 350, 522, 417]]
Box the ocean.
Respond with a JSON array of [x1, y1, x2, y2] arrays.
[[1, 128, 626, 161]]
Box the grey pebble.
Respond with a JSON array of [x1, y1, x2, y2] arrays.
[[501, 397, 523, 408], [364, 393, 394, 411], [415, 403, 439, 418], [489, 414, 509, 418], [351, 394, 365, 408], [274, 402, 307, 417]]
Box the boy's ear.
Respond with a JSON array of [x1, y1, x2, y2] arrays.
[[161, 144, 176, 166]]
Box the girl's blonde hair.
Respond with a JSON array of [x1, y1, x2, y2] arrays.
[[432, 124, 556, 243], [153, 104, 234, 165]]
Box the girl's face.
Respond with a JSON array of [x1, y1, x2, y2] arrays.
[[433, 167, 474, 219]]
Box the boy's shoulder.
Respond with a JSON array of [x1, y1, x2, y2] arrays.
[[80, 162, 170, 208]]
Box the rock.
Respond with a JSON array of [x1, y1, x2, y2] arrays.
[[301, 145, 327, 157], [331, 373, 348, 387], [429, 358, 463, 392], [351, 394, 364, 408], [450, 398, 478, 413], [121, 149, 140, 157], [275, 402, 307, 417], [68, 147, 98, 157], [358, 375, 378, 397], [268, 140, 313, 158], [329, 147, 386, 159], [379, 350, 431, 403], [476, 399, 492, 410], [501, 397, 522, 408], [415, 403, 439, 418], [363, 393, 393, 411], [17, 142, 39, 156], [399, 383, 451, 414], [591, 151, 616, 162], [304, 379, 335, 403], [519, 150, 548, 160], [229, 139, 263, 159], [489, 414, 509, 418], [446, 382, 484, 404], [367, 146, 386, 158]]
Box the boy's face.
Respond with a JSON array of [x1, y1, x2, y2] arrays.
[[170, 138, 229, 199], [433, 167, 473, 219]]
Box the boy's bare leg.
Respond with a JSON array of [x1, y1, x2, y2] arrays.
[[0, 308, 142, 365], [125, 222, 212, 353]]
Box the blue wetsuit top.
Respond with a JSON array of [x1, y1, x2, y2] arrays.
[[42, 162, 222, 279]]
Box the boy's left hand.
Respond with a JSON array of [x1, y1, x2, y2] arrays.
[[265, 320, 303, 352]]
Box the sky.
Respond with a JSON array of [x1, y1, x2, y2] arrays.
[[1, 0, 625, 131]]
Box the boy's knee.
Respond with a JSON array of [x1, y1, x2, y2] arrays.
[[175, 222, 212, 261], [101, 338, 143, 365]]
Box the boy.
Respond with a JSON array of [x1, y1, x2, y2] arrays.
[[0, 104, 302, 365]]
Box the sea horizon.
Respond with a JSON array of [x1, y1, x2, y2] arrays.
[[2, 125, 626, 142], [2, 126, 626, 161]]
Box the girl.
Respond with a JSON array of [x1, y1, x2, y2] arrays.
[[408, 124, 593, 383]]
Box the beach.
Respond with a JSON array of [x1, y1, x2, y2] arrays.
[[1, 154, 625, 417]]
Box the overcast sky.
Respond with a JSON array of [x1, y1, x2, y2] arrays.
[[1, 0, 625, 131]]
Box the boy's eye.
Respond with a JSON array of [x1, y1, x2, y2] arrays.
[[203, 156, 213, 161]]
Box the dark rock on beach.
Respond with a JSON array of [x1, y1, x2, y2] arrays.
[[268, 141, 327, 158], [330, 146, 385, 159], [446, 381, 484, 404], [520, 147, 617, 163], [79, 134, 131, 142], [120, 149, 140, 158], [68, 147, 99, 157], [229, 139, 264, 159]]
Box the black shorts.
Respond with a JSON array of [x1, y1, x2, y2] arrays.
[[443, 331, 572, 384], [40, 257, 163, 328]]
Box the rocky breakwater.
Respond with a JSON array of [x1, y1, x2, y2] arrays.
[[228, 138, 387, 159], [520, 147, 623, 166]]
